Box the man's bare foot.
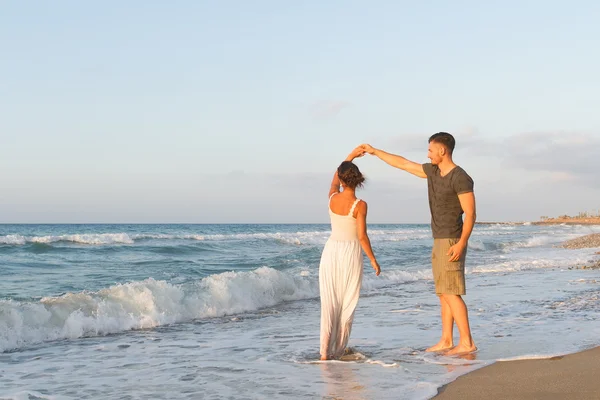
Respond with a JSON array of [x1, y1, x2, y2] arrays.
[[426, 340, 454, 352], [445, 343, 477, 356], [320, 355, 329, 361]]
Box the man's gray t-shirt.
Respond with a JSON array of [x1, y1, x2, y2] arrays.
[[422, 163, 474, 239]]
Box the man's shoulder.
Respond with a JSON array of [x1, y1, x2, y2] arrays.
[[454, 166, 472, 179], [422, 163, 438, 176], [451, 165, 475, 193]]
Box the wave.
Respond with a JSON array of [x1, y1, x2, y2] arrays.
[[498, 235, 574, 252], [5, 227, 567, 248], [469, 253, 590, 273], [0, 230, 432, 247], [0, 267, 427, 353], [0, 244, 589, 353], [3, 224, 598, 247], [468, 232, 587, 253], [0, 233, 135, 246], [0, 391, 57, 400]]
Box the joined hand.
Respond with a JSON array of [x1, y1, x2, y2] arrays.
[[347, 146, 366, 160], [359, 144, 376, 155]]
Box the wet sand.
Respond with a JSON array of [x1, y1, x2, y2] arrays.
[[433, 346, 600, 400]]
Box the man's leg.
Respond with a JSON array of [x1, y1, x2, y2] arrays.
[[443, 294, 476, 355], [426, 295, 455, 352]]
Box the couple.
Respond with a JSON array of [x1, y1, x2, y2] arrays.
[[319, 132, 477, 360]]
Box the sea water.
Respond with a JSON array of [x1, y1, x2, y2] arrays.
[[1, 223, 599, 399]]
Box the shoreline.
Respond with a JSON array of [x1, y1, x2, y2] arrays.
[[433, 346, 600, 399], [477, 221, 600, 225], [433, 231, 600, 399], [533, 221, 600, 225]]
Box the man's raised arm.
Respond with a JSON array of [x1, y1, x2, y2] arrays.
[[360, 144, 426, 178]]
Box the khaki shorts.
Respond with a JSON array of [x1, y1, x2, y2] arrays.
[[432, 238, 467, 295]]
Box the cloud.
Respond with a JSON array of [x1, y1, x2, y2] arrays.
[[370, 129, 600, 221], [386, 129, 598, 181], [502, 131, 599, 179], [3, 128, 596, 223], [309, 100, 351, 120], [384, 127, 497, 155]]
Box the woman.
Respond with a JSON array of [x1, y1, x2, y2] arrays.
[[319, 148, 381, 360]]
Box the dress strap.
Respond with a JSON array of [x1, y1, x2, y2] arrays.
[[328, 192, 337, 209], [348, 198, 360, 217]]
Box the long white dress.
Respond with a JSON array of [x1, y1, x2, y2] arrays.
[[319, 194, 364, 359]]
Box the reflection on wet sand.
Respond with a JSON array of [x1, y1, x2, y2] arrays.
[[320, 361, 369, 400], [440, 351, 479, 373]]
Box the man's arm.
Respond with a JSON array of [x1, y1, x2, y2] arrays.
[[360, 144, 426, 178], [447, 192, 476, 262]]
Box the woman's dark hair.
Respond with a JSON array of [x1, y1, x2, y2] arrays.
[[337, 161, 365, 189]]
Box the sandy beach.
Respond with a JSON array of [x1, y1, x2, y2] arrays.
[[478, 219, 600, 226], [434, 232, 600, 399], [557, 233, 600, 249], [560, 233, 600, 269], [434, 346, 600, 399]]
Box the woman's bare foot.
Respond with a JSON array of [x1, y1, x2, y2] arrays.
[[426, 340, 454, 352], [446, 343, 477, 356]]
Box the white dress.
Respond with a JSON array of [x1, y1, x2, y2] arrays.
[[319, 194, 363, 359]]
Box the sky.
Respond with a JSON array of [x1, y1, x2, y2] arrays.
[[1, 1, 599, 223]]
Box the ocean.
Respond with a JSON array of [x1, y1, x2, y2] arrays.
[[1, 223, 599, 399]]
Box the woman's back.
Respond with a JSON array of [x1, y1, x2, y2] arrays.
[[328, 193, 360, 241]]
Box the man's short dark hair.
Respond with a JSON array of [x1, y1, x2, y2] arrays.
[[428, 132, 455, 153]]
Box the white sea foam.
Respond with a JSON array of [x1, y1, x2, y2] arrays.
[[469, 255, 588, 274], [3, 247, 589, 353], [2, 223, 598, 248], [0, 229, 429, 247], [362, 269, 430, 290], [0, 268, 307, 352], [33, 233, 135, 245], [0, 391, 58, 400], [496, 353, 564, 362], [467, 233, 583, 254], [365, 359, 400, 367], [0, 266, 433, 353], [468, 240, 486, 251], [175, 230, 430, 245], [0, 233, 135, 245], [0, 235, 27, 245]]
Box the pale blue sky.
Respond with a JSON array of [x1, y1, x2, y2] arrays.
[[2, 1, 599, 223]]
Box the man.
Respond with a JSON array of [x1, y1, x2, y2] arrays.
[[360, 132, 477, 355]]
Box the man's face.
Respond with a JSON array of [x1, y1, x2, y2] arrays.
[[427, 142, 444, 165]]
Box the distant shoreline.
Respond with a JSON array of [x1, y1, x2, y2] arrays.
[[478, 218, 600, 226], [533, 217, 600, 225]]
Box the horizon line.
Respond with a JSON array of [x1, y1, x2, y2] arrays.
[[0, 221, 520, 225]]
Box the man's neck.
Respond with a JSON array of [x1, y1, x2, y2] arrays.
[[437, 158, 457, 176]]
